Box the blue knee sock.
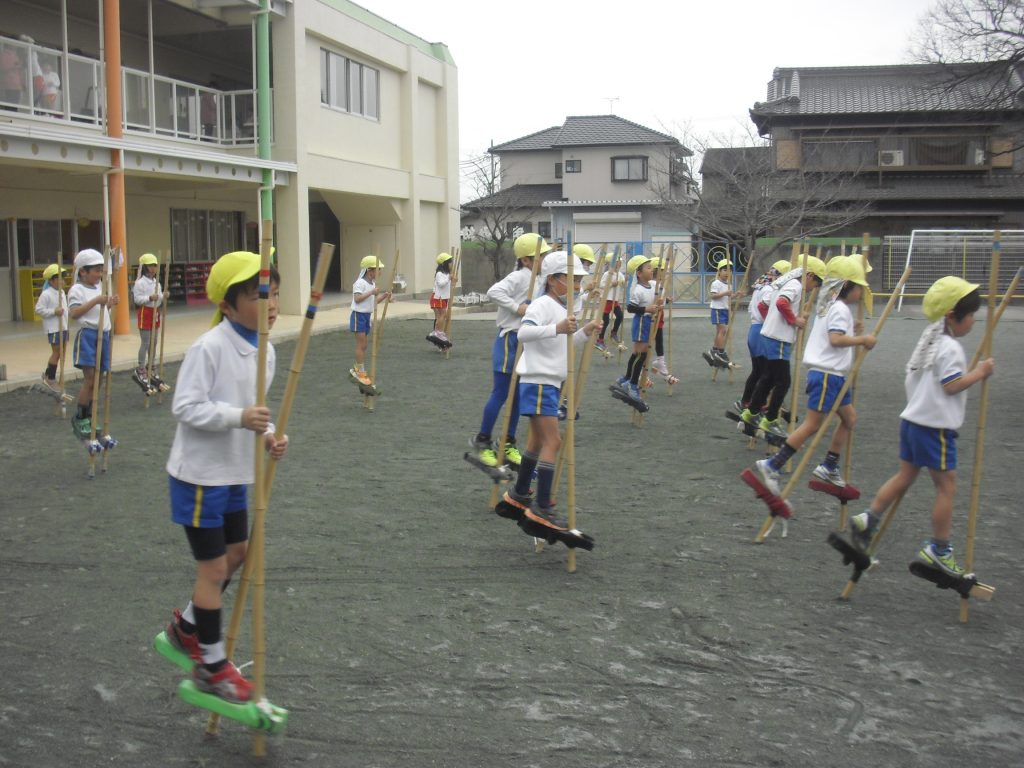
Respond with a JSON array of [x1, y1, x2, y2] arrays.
[[515, 451, 538, 496], [536, 461, 555, 508]]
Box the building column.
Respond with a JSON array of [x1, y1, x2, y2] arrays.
[[103, 0, 129, 334]]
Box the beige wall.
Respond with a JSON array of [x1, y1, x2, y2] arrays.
[[500, 151, 561, 187], [559, 144, 669, 202]]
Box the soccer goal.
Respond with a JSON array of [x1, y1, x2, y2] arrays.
[[887, 230, 1024, 311]]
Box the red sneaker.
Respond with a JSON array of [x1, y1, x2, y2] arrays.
[[165, 609, 202, 664], [193, 661, 253, 704]]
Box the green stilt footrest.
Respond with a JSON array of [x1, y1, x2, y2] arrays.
[[177, 680, 288, 733], [154, 630, 194, 672]]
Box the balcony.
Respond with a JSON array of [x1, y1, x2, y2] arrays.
[[800, 134, 992, 172], [0, 37, 267, 148]]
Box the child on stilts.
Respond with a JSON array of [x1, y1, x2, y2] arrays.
[[349, 255, 391, 389], [427, 252, 453, 349], [739, 256, 826, 441], [496, 250, 599, 538], [595, 258, 625, 353], [704, 259, 740, 367], [734, 260, 791, 414], [161, 251, 289, 704], [610, 254, 662, 411], [132, 253, 164, 393], [849, 277, 994, 578], [67, 249, 119, 441], [34, 263, 68, 392], [751, 256, 876, 496], [469, 233, 550, 468], [650, 256, 678, 384]]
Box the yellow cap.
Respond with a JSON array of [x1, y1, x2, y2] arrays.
[[826, 255, 869, 287], [626, 255, 655, 274], [801, 255, 827, 280], [436, 252, 453, 265], [206, 251, 261, 326], [360, 255, 384, 270], [42, 264, 65, 280], [923, 276, 979, 322], [513, 232, 551, 260], [572, 243, 596, 263], [848, 252, 873, 273], [716, 259, 731, 270], [138, 253, 159, 266], [772, 259, 792, 275]]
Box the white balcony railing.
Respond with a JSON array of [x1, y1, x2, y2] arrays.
[[0, 37, 267, 147]]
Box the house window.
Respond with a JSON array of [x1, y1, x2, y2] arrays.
[[565, 159, 581, 173], [537, 221, 551, 239], [321, 48, 380, 120], [554, 162, 562, 179], [612, 156, 648, 181]]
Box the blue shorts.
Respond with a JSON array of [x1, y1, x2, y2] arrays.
[[759, 336, 792, 361], [899, 419, 958, 471], [47, 330, 69, 345], [169, 475, 248, 529], [631, 314, 652, 344], [492, 331, 519, 374], [747, 323, 763, 358], [805, 370, 852, 413], [349, 311, 371, 334], [73, 328, 111, 371], [518, 382, 561, 417], [711, 308, 729, 325]]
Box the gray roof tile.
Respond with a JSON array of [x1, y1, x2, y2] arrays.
[[492, 115, 685, 153], [462, 183, 563, 210]]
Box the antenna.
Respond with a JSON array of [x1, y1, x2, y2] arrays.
[[604, 97, 619, 114]]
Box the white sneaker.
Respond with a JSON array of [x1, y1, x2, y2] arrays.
[[651, 357, 668, 375], [755, 458, 782, 496], [812, 463, 846, 487]]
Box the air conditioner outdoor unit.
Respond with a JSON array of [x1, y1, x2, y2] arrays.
[[879, 150, 905, 167], [974, 147, 987, 165]]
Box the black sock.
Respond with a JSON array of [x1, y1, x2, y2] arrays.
[[536, 461, 555, 508], [624, 353, 637, 380], [515, 451, 539, 496], [824, 451, 840, 469], [630, 352, 647, 385], [45, 363, 57, 379], [193, 606, 221, 647], [76, 404, 91, 419], [769, 442, 797, 470], [475, 432, 490, 444]]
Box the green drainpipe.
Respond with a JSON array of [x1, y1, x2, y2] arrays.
[[257, 0, 273, 224]]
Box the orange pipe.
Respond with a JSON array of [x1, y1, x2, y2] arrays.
[[104, 0, 129, 334]]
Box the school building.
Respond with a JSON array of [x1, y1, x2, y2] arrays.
[[0, 0, 460, 328]]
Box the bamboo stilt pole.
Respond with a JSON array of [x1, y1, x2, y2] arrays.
[[56, 250, 68, 418], [838, 235, 870, 530], [87, 253, 109, 479], [666, 247, 676, 395], [755, 267, 912, 542], [157, 257, 170, 405], [784, 252, 814, 471], [143, 259, 160, 410], [635, 245, 671, 427], [488, 240, 545, 509], [442, 247, 460, 360], [960, 234, 1001, 624], [101, 249, 118, 473], [365, 252, 399, 412], [713, 248, 752, 384], [565, 253, 577, 573]]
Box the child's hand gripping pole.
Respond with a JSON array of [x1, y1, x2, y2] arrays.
[[754, 267, 912, 543]]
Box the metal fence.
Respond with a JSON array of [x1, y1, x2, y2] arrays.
[[878, 231, 1024, 306]]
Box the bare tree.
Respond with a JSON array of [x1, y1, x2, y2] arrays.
[[460, 154, 544, 283], [662, 128, 874, 271], [913, 0, 1024, 104]]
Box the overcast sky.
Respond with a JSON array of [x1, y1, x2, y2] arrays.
[[358, 0, 938, 188]]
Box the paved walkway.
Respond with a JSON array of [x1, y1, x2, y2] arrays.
[[0, 293, 447, 395]]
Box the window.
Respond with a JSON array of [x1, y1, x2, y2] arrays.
[[321, 48, 380, 120], [565, 159, 581, 173], [537, 221, 551, 239], [554, 162, 562, 179], [170, 209, 245, 263], [612, 156, 648, 181]]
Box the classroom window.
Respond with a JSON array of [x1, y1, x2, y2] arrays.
[[612, 156, 648, 181], [565, 159, 581, 173], [321, 48, 380, 120], [170, 209, 244, 263]]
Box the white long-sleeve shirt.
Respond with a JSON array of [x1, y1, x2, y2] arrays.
[[599, 269, 625, 303], [132, 274, 164, 308], [34, 284, 68, 334], [433, 271, 451, 300], [487, 267, 537, 337], [515, 294, 589, 387], [166, 320, 276, 486]]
